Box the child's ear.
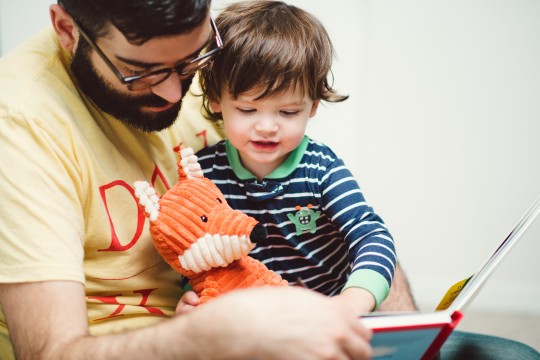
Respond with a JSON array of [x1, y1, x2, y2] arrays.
[[309, 100, 320, 118], [209, 101, 222, 113]]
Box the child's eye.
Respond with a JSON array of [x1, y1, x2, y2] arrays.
[[281, 110, 299, 117], [237, 108, 255, 114]]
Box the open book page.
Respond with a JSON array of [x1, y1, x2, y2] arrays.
[[435, 276, 472, 311], [361, 311, 451, 328], [446, 195, 540, 312]]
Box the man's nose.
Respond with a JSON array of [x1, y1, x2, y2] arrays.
[[150, 72, 183, 104]]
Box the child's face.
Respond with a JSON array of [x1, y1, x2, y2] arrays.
[[211, 86, 319, 179]]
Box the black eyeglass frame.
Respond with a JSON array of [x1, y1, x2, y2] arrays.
[[72, 16, 224, 91]]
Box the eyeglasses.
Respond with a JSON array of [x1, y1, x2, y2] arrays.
[[72, 17, 223, 91]]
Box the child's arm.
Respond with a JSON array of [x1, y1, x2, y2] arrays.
[[317, 148, 396, 311]]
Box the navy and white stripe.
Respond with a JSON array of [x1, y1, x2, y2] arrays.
[[197, 138, 396, 296]]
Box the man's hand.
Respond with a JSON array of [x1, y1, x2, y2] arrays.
[[181, 286, 373, 360]]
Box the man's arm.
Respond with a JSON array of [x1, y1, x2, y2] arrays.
[[0, 281, 372, 360], [377, 263, 418, 312]]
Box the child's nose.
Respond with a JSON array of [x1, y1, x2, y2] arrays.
[[254, 116, 279, 133]]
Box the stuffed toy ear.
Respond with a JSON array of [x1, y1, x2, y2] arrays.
[[178, 147, 203, 181], [133, 181, 160, 221]]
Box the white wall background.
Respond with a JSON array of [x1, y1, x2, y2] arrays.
[[2, 1, 539, 314]]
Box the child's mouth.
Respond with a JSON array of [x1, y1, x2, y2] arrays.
[[251, 140, 278, 150]]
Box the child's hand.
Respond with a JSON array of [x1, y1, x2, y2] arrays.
[[331, 287, 376, 316], [176, 290, 200, 315]]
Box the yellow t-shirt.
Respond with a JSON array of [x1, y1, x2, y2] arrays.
[[0, 28, 224, 356]]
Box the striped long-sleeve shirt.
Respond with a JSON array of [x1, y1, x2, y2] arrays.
[[196, 136, 396, 307]]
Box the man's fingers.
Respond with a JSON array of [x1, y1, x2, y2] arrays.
[[343, 329, 373, 360]]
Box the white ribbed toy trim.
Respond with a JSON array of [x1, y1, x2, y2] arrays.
[[133, 181, 160, 221], [178, 234, 255, 273]]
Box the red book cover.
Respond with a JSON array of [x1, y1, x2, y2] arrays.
[[421, 310, 463, 360], [361, 310, 461, 360]]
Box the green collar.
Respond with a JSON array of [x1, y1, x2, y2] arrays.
[[226, 136, 309, 180]]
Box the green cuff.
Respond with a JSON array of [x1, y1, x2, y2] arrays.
[[182, 280, 192, 293], [341, 269, 390, 310]]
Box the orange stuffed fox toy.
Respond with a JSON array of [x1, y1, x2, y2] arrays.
[[134, 148, 287, 304]]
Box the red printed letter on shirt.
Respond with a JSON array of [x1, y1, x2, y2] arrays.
[[98, 164, 171, 252], [98, 180, 145, 252]]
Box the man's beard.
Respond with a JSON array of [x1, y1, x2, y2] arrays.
[[70, 39, 195, 132]]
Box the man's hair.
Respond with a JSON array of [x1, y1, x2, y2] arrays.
[[200, 0, 348, 121], [58, 0, 210, 45]]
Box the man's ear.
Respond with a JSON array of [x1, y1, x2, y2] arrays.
[[49, 4, 78, 52], [309, 100, 320, 118]]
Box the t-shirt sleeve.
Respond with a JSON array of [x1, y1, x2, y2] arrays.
[[0, 112, 85, 284]]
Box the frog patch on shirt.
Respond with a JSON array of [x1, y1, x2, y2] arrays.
[[287, 204, 321, 235]]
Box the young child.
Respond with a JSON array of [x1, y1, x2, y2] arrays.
[[195, 0, 396, 314]]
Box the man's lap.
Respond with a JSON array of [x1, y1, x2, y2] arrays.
[[441, 330, 540, 360]]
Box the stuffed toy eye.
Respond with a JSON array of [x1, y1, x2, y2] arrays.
[[216, 198, 222, 204], [201, 215, 208, 223]]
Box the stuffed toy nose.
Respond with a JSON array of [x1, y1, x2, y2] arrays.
[[250, 223, 267, 244]]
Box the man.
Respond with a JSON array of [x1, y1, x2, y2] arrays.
[[0, 1, 379, 359]]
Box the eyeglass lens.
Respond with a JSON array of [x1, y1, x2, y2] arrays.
[[127, 53, 216, 91]]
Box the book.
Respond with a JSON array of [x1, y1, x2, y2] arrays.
[[360, 196, 540, 360]]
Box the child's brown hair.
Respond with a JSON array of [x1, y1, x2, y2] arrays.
[[200, 0, 348, 121]]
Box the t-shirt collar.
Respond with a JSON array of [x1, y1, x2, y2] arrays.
[[225, 136, 309, 180]]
